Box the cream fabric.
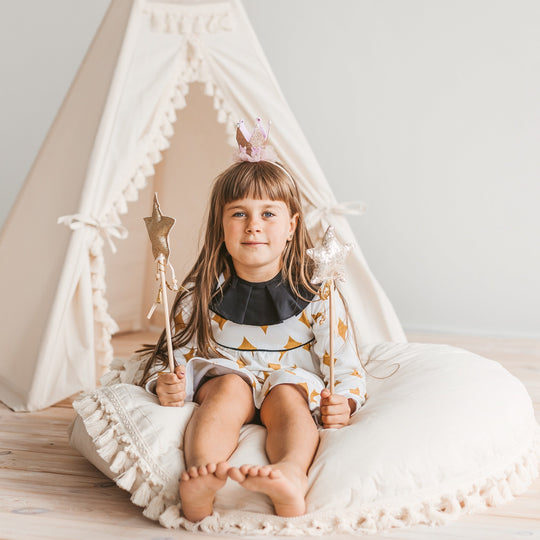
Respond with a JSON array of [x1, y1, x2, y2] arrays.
[[0, 0, 405, 412], [69, 342, 540, 534]]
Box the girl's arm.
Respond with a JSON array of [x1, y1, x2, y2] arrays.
[[145, 293, 196, 396], [310, 290, 367, 418]]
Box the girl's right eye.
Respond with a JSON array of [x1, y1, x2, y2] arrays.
[[232, 211, 246, 217]]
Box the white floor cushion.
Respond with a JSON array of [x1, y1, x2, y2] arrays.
[[68, 342, 540, 535]]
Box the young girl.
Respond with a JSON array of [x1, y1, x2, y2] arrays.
[[138, 127, 366, 522]]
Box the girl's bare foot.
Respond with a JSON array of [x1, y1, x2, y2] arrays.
[[227, 462, 307, 517], [179, 461, 230, 521]]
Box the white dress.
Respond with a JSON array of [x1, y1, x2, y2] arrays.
[[145, 277, 367, 423]]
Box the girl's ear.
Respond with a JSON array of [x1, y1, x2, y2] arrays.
[[288, 212, 299, 239]]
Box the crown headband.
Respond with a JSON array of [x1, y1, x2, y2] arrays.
[[234, 117, 295, 184], [234, 117, 278, 162]]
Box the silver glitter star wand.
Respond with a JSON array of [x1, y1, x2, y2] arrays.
[[306, 226, 351, 393], [144, 193, 180, 373]]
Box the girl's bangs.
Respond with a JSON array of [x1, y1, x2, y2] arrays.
[[222, 164, 292, 205]]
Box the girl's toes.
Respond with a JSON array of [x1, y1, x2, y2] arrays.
[[198, 465, 208, 476], [240, 464, 253, 475], [180, 471, 190, 482], [228, 467, 245, 482], [259, 466, 272, 477], [206, 463, 217, 474], [215, 462, 229, 479], [188, 466, 199, 478]]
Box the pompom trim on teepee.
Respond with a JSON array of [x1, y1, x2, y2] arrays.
[[89, 3, 237, 375]]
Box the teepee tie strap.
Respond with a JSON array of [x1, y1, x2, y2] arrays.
[[305, 201, 367, 229], [57, 214, 128, 253]]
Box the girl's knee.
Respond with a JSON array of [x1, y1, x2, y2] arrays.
[[196, 373, 254, 407], [260, 383, 310, 424], [266, 383, 308, 404]]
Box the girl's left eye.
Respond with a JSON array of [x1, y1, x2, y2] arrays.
[[232, 212, 246, 217], [263, 212, 275, 218]]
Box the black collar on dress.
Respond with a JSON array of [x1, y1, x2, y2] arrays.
[[209, 269, 315, 326]]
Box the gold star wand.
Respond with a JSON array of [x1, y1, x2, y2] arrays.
[[144, 193, 180, 373], [307, 226, 351, 393]]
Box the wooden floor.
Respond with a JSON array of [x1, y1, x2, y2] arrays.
[[1, 331, 539, 540]]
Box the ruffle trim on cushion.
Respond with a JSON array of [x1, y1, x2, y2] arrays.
[[73, 383, 540, 537], [73, 388, 178, 520], [90, 6, 237, 376], [99, 355, 148, 387], [159, 425, 540, 535]]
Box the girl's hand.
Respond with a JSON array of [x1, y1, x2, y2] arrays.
[[320, 389, 354, 429], [156, 365, 186, 407]]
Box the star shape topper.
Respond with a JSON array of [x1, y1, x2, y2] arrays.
[[306, 225, 351, 284], [144, 193, 176, 262]]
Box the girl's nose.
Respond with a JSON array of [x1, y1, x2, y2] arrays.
[[245, 219, 262, 233]]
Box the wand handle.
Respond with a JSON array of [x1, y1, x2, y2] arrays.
[[328, 280, 335, 394], [158, 256, 175, 373]]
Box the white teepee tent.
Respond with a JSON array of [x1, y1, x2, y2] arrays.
[[0, 0, 406, 412]]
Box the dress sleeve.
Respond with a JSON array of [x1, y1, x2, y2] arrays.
[[310, 288, 367, 414], [144, 292, 198, 396]]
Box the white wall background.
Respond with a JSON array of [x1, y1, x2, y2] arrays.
[[1, 0, 539, 338]]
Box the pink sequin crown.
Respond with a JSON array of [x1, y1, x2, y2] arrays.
[[234, 117, 278, 162]]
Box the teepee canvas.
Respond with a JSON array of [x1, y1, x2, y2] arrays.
[[0, 0, 406, 412]]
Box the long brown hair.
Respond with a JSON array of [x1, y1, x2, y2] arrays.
[[137, 160, 317, 386]]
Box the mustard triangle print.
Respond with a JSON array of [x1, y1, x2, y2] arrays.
[[298, 310, 311, 328], [338, 318, 348, 341], [350, 387, 360, 395], [278, 350, 287, 362], [268, 363, 281, 370], [296, 382, 309, 397], [238, 337, 257, 351], [236, 357, 247, 369], [312, 311, 324, 324], [263, 371, 271, 380], [174, 311, 185, 328], [251, 380, 257, 388], [303, 343, 311, 351], [335, 380, 341, 386], [284, 336, 302, 350], [323, 351, 333, 368], [212, 313, 227, 331], [285, 369, 297, 376], [309, 389, 319, 403], [184, 347, 196, 362], [260, 325, 269, 334], [351, 369, 363, 378]]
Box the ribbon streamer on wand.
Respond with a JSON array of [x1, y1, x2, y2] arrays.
[[144, 193, 180, 373], [307, 226, 351, 393]]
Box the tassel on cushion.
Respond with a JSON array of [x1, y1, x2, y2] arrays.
[[86, 418, 109, 439], [159, 504, 183, 529], [143, 493, 167, 520], [116, 463, 138, 491], [98, 438, 118, 462], [131, 480, 154, 507], [94, 426, 115, 447], [109, 450, 128, 474]]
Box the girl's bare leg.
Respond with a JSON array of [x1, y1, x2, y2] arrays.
[[180, 374, 255, 522], [228, 384, 319, 517]]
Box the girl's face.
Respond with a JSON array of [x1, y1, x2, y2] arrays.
[[222, 197, 298, 282]]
